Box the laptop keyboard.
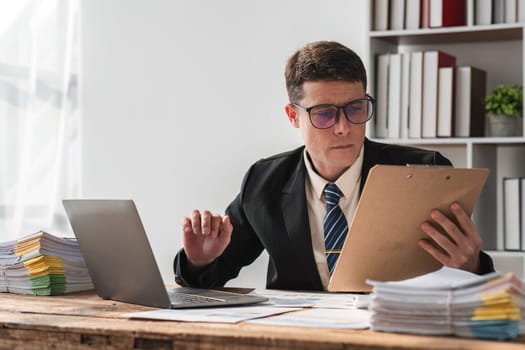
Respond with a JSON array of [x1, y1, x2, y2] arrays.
[[168, 291, 226, 305]]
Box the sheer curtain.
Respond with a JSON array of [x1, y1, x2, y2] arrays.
[[0, 0, 80, 240]]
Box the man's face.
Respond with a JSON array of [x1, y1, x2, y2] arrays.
[[285, 81, 367, 181]]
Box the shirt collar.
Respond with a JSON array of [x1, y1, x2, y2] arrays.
[[304, 146, 364, 200]]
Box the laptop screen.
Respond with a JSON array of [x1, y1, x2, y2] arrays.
[[63, 200, 172, 308]]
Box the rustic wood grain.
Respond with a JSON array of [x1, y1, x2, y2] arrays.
[[0, 292, 523, 349]]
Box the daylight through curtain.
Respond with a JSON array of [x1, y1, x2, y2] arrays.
[[0, 0, 80, 240]]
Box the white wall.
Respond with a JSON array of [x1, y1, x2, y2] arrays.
[[81, 0, 368, 287]]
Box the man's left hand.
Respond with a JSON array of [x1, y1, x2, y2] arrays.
[[418, 202, 481, 274]]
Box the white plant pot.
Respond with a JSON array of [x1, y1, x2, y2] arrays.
[[487, 114, 522, 137]]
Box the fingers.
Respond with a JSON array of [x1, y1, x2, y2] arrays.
[[184, 210, 230, 238], [419, 202, 482, 272], [209, 215, 222, 238], [181, 216, 193, 236], [200, 210, 213, 235], [420, 221, 456, 255], [427, 204, 481, 251], [219, 215, 233, 245], [190, 209, 203, 234], [450, 203, 479, 243], [426, 210, 462, 246], [418, 237, 450, 265]]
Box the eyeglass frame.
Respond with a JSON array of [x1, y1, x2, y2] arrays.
[[291, 94, 376, 129]]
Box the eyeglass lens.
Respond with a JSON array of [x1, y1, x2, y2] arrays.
[[310, 99, 373, 129]]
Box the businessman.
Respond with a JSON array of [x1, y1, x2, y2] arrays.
[[174, 41, 494, 290]]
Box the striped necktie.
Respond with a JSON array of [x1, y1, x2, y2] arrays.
[[323, 183, 348, 275]]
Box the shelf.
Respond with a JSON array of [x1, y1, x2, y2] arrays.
[[369, 137, 525, 146], [369, 23, 524, 45], [367, 11, 525, 254], [487, 250, 525, 278]]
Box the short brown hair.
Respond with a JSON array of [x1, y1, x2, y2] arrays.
[[285, 41, 367, 104]]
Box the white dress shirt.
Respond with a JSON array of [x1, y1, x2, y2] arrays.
[[303, 147, 363, 290]]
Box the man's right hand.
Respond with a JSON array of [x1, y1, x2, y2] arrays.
[[181, 210, 233, 270]]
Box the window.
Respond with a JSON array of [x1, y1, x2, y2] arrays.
[[0, 0, 80, 239]]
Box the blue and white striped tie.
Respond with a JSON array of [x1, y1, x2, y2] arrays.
[[323, 183, 348, 275]]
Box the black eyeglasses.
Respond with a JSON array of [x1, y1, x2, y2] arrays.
[[292, 94, 375, 129]]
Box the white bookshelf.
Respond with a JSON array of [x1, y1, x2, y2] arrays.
[[366, 4, 525, 273], [488, 251, 525, 279]]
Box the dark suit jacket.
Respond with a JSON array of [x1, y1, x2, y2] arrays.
[[174, 138, 494, 290]]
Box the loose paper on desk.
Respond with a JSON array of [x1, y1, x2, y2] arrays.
[[247, 308, 370, 329], [249, 289, 370, 309], [123, 305, 299, 323], [244, 289, 371, 328], [123, 289, 371, 327]]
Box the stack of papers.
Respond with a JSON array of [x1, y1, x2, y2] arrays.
[[0, 231, 94, 295], [368, 266, 524, 340]]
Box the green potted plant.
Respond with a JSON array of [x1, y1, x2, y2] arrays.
[[485, 84, 523, 137]]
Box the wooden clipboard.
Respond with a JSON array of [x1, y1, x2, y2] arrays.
[[327, 164, 489, 292]]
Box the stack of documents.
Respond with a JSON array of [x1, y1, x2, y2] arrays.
[[368, 267, 524, 340], [0, 231, 93, 295]]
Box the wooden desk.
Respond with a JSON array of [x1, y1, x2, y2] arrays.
[[0, 291, 523, 350]]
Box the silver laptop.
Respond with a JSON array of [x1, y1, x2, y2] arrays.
[[62, 199, 267, 309]]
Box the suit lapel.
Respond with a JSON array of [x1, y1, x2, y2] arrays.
[[281, 156, 310, 248], [280, 155, 323, 287]]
